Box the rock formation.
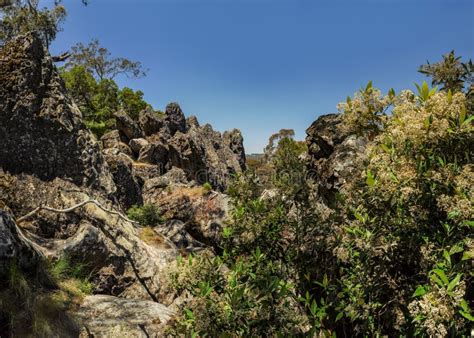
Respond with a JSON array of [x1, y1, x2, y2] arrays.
[[0, 34, 115, 194], [0, 33, 244, 335], [305, 114, 368, 206]]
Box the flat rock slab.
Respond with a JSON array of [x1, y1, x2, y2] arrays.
[[77, 295, 175, 337]]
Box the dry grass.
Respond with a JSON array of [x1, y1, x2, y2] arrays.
[[140, 226, 167, 248]]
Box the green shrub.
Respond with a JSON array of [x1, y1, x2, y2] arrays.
[[127, 203, 164, 226], [202, 182, 212, 193]]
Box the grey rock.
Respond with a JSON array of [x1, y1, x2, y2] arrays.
[[0, 33, 115, 194], [129, 138, 149, 155], [102, 151, 143, 210], [115, 110, 143, 141], [0, 210, 42, 274], [76, 295, 175, 337], [305, 113, 368, 206], [165, 102, 186, 135], [138, 142, 169, 165], [168, 123, 245, 190], [186, 115, 200, 130], [139, 108, 165, 136], [223, 129, 246, 170]]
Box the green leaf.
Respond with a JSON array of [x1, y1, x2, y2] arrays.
[[365, 80, 373, 92], [412, 285, 426, 297], [443, 249, 451, 266], [322, 273, 328, 288], [460, 310, 474, 322], [459, 299, 469, 312], [432, 269, 449, 285], [335, 312, 344, 321], [447, 274, 461, 292], [310, 299, 318, 316], [449, 244, 463, 255], [459, 106, 466, 124], [185, 309, 195, 320], [447, 89, 453, 104], [366, 169, 375, 187], [380, 144, 391, 153], [423, 114, 433, 129], [430, 274, 444, 287], [463, 115, 474, 125], [462, 251, 473, 261], [388, 88, 395, 98]]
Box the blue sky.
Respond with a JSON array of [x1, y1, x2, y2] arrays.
[[49, 0, 473, 153]]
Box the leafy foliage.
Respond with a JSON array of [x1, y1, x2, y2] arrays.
[[65, 39, 147, 81], [127, 203, 164, 227], [60, 65, 150, 137], [168, 54, 473, 337], [0, 0, 66, 47]]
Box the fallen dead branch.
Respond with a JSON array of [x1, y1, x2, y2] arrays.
[[16, 199, 140, 225]]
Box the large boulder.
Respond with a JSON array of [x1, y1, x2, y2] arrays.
[[76, 295, 174, 337], [138, 142, 169, 166], [138, 109, 165, 136], [305, 114, 368, 206], [0, 33, 115, 194], [115, 110, 143, 141]]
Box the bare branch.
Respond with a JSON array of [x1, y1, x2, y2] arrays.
[[16, 199, 140, 225]]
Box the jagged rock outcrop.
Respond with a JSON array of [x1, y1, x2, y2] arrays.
[[165, 102, 187, 135], [115, 110, 143, 141], [0, 33, 115, 194], [224, 129, 246, 170], [108, 103, 245, 191], [139, 109, 165, 136], [167, 122, 245, 190], [0, 32, 245, 335], [305, 114, 368, 206]]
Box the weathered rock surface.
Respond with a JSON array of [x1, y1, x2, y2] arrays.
[[102, 150, 143, 210], [139, 108, 165, 136], [0, 170, 176, 301], [224, 129, 247, 170], [0, 210, 42, 273], [305, 114, 368, 206], [165, 102, 186, 135], [167, 122, 245, 190], [143, 178, 230, 250], [76, 295, 174, 337], [115, 110, 143, 141], [0, 32, 245, 335], [0, 33, 115, 194]]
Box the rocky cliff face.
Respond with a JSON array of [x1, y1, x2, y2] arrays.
[[0, 33, 238, 336], [0, 34, 115, 194]]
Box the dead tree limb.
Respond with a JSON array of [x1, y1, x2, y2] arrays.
[[16, 199, 140, 225], [52, 52, 71, 62]]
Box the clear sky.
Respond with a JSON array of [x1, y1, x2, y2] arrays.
[[49, 0, 474, 153]]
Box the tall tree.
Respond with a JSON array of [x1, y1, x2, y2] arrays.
[[0, 0, 87, 47], [65, 39, 147, 81]]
